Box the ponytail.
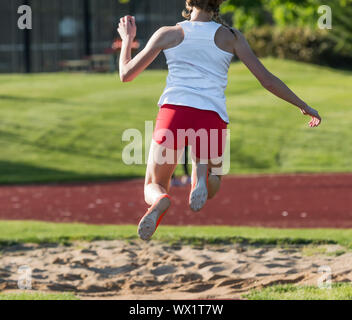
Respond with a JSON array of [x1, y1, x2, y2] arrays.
[[182, 3, 193, 20]]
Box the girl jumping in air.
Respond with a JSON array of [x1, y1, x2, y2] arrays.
[[118, 0, 321, 241]]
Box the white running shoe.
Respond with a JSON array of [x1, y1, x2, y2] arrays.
[[138, 195, 171, 241], [189, 170, 208, 212]]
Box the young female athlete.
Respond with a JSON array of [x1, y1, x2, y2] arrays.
[[118, 0, 321, 241]]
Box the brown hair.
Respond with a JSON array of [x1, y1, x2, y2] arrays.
[[182, 0, 237, 37]]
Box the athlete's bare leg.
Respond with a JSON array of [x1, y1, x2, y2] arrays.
[[207, 157, 223, 199], [144, 140, 182, 204], [189, 159, 208, 211], [139, 140, 183, 240], [189, 155, 224, 211]]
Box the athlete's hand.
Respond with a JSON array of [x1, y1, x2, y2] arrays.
[[300, 105, 321, 127], [118, 15, 136, 42]]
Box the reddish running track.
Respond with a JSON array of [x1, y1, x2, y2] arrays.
[[0, 174, 352, 228]]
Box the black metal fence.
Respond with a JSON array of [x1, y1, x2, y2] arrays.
[[0, 0, 186, 73]]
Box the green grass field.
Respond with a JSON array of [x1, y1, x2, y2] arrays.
[[1, 58, 351, 184], [2, 284, 351, 300], [245, 283, 352, 300], [0, 292, 79, 300], [1, 221, 352, 247]]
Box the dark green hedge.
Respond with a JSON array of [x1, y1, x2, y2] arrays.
[[245, 26, 352, 69]]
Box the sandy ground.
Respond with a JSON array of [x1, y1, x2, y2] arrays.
[[0, 240, 351, 300]]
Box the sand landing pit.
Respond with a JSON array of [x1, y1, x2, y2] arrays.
[[0, 240, 351, 299]]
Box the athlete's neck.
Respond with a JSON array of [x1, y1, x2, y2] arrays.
[[189, 7, 213, 22]]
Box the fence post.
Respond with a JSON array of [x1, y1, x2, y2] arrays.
[[83, 0, 92, 56], [23, 0, 31, 73]]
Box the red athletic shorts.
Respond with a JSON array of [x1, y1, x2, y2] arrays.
[[153, 104, 228, 160]]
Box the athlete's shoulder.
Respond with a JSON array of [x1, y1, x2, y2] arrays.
[[152, 25, 184, 50], [214, 25, 240, 54], [152, 25, 183, 41], [155, 24, 183, 35], [217, 25, 242, 41]]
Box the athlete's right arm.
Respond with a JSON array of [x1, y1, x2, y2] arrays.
[[232, 30, 321, 127], [118, 16, 176, 82]]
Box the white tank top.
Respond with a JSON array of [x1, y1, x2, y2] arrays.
[[157, 20, 234, 123]]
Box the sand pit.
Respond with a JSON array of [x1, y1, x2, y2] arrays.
[[0, 241, 351, 299]]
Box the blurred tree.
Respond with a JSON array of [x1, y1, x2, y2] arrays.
[[221, 0, 352, 66], [221, 0, 351, 30], [330, 0, 352, 57]]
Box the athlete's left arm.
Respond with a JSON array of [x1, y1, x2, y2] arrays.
[[118, 16, 169, 82]]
